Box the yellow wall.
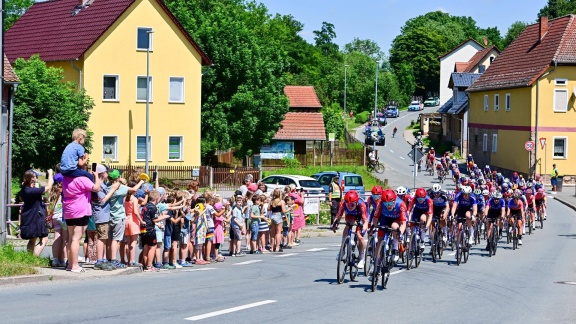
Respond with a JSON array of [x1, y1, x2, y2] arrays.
[[469, 87, 532, 126], [536, 66, 576, 128], [46, 60, 84, 88], [81, 0, 203, 165]]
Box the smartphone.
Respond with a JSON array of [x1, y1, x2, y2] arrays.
[[91, 162, 97, 172], [152, 171, 157, 182], [45, 171, 49, 179]]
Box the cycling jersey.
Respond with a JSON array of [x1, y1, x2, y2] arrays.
[[373, 198, 407, 229], [454, 194, 477, 210], [431, 194, 448, 217], [335, 198, 368, 224], [525, 195, 535, 207], [507, 199, 524, 211], [408, 196, 433, 214], [487, 198, 505, 210], [467, 156, 474, 163], [365, 196, 379, 223], [476, 195, 485, 210]]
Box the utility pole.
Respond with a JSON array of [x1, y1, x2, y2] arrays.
[[145, 30, 154, 174], [0, 0, 6, 245], [373, 60, 381, 152], [344, 65, 348, 115]]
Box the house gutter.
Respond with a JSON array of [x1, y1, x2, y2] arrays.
[[70, 59, 83, 89], [534, 61, 556, 177]]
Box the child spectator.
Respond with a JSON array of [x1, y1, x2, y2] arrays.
[[178, 194, 193, 267], [203, 194, 216, 262], [141, 190, 168, 272], [212, 202, 228, 262], [193, 196, 210, 264], [282, 195, 295, 249], [169, 195, 184, 269], [258, 194, 270, 253], [249, 195, 263, 254], [60, 129, 94, 182], [230, 195, 246, 257], [243, 191, 254, 252], [48, 174, 66, 267], [124, 180, 145, 267]]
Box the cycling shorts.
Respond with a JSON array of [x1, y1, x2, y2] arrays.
[[432, 205, 446, 218], [509, 209, 522, 220], [411, 208, 429, 222], [487, 209, 501, 220], [456, 208, 473, 222], [535, 199, 544, 207], [345, 215, 364, 226], [378, 216, 400, 230]]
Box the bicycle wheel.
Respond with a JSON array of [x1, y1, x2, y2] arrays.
[[382, 253, 391, 289], [438, 231, 444, 259], [337, 237, 349, 284], [456, 233, 462, 266], [512, 228, 517, 250], [430, 230, 437, 263], [367, 164, 374, 173], [527, 216, 532, 235], [364, 236, 374, 277], [349, 237, 359, 281], [462, 231, 469, 263], [413, 232, 421, 268], [406, 232, 415, 270], [375, 162, 385, 174], [371, 242, 384, 292], [539, 209, 544, 229]]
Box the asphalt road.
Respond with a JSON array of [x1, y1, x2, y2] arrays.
[[1, 199, 575, 323]]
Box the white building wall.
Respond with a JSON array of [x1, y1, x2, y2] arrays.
[[438, 41, 484, 106]]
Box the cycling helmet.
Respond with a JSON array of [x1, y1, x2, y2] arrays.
[[492, 191, 503, 199], [504, 178, 510, 183], [473, 188, 482, 195], [468, 154, 472, 157], [371, 186, 384, 195], [415, 188, 427, 198], [431, 184, 442, 193], [431, 147, 434, 150], [526, 181, 534, 188], [344, 191, 359, 204], [474, 164, 478, 168], [497, 172, 502, 177], [503, 190, 512, 198], [381, 189, 397, 203], [535, 174, 541, 180], [537, 188, 544, 194], [514, 189, 523, 196], [479, 178, 486, 185], [482, 189, 489, 196], [461, 186, 472, 194], [396, 186, 407, 195], [485, 165, 490, 169], [525, 188, 533, 195], [513, 172, 518, 176]]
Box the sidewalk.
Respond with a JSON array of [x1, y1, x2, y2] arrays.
[[546, 185, 576, 212]]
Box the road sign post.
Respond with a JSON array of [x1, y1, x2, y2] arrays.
[[408, 137, 424, 190], [525, 141, 535, 176], [540, 137, 547, 179]]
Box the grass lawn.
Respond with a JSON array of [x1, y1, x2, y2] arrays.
[[0, 244, 48, 277]]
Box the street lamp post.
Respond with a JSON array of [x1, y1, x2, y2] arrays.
[[145, 30, 154, 174], [344, 65, 348, 115], [373, 60, 381, 151]]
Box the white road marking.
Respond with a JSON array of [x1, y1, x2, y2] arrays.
[[399, 156, 405, 160], [330, 244, 342, 247], [233, 260, 263, 265], [389, 150, 394, 153], [185, 300, 277, 321], [306, 248, 328, 252], [183, 268, 217, 272], [448, 252, 456, 256], [274, 253, 299, 258], [390, 269, 405, 276]]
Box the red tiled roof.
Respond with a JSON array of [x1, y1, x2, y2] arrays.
[[455, 62, 468, 72], [5, 0, 211, 65], [4, 55, 19, 83], [438, 38, 484, 60], [273, 112, 326, 141], [463, 45, 499, 72], [284, 86, 322, 108], [468, 15, 576, 92]]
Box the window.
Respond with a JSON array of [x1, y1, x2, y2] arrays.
[[137, 27, 153, 50], [136, 76, 153, 102], [553, 137, 567, 159], [478, 65, 486, 73], [169, 77, 185, 103], [484, 95, 488, 111], [168, 136, 183, 160], [554, 89, 568, 112], [505, 93, 511, 111], [103, 75, 119, 101], [492, 134, 498, 153], [136, 136, 151, 161], [555, 79, 567, 86], [489, 56, 495, 63], [317, 174, 333, 186], [262, 176, 277, 185], [344, 176, 363, 186], [102, 136, 118, 161], [494, 94, 499, 111], [482, 134, 488, 152]]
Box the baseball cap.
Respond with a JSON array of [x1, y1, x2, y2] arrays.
[[142, 183, 154, 192], [157, 187, 166, 197], [134, 189, 146, 199], [108, 169, 121, 180], [96, 164, 108, 174], [53, 173, 64, 183]]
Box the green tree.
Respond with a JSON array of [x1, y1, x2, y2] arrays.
[[396, 63, 416, 102], [538, 0, 576, 19], [4, 0, 34, 31], [343, 38, 383, 59], [479, 26, 504, 49], [322, 103, 345, 140], [313, 21, 339, 56], [12, 55, 94, 176], [503, 21, 529, 48]]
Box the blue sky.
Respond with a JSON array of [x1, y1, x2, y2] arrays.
[[257, 0, 548, 53]]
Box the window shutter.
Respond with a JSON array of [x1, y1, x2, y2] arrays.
[[555, 90, 568, 112], [169, 78, 183, 102]]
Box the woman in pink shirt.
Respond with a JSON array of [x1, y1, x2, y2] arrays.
[[62, 155, 100, 272]]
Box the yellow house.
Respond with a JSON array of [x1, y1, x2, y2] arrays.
[[5, 0, 211, 166], [467, 16, 576, 180]]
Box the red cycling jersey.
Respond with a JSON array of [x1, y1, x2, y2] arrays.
[[408, 196, 433, 215], [335, 200, 368, 224]]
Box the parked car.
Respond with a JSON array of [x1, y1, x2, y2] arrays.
[[408, 101, 422, 111], [385, 106, 400, 118], [261, 175, 325, 200], [310, 171, 365, 197], [424, 96, 439, 107]]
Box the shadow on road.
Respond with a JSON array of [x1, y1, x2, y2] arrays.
[[313, 278, 340, 285], [558, 234, 576, 239]]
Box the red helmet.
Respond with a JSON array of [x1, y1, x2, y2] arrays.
[[503, 190, 512, 198], [415, 188, 427, 198], [381, 189, 397, 203], [513, 172, 518, 176], [492, 170, 497, 175], [344, 191, 359, 204], [537, 188, 544, 194], [371, 186, 384, 195]]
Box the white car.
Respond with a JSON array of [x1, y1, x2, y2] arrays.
[[261, 175, 326, 201]]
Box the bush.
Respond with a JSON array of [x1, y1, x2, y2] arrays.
[[355, 111, 370, 124], [158, 178, 175, 188], [282, 157, 301, 168]]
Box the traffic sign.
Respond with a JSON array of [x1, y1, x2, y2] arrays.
[[524, 141, 535, 151], [407, 148, 425, 161], [539, 137, 546, 149], [328, 133, 335, 142]]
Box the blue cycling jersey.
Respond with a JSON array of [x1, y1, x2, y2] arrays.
[[476, 195, 485, 209], [380, 198, 404, 219], [432, 194, 448, 207], [487, 197, 505, 210], [344, 198, 365, 216], [455, 194, 477, 209]]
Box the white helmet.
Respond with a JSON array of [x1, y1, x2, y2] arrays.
[[431, 147, 434, 150], [482, 189, 489, 196], [396, 186, 407, 195], [432, 184, 442, 193], [492, 191, 502, 199], [468, 154, 472, 157], [461, 186, 473, 194], [474, 188, 482, 195], [504, 178, 510, 183]]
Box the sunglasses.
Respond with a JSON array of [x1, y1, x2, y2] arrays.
[[383, 201, 394, 207], [416, 197, 425, 203]]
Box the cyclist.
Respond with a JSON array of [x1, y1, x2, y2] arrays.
[[366, 186, 383, 224], [524, 188, 536, 231], [368, 149, 377, 168], [426, 151, 435, 172], [396, 186, 411, 206], [511, 172, 520, 185], [450, 185, 477, 245], [466, 154, 474, 173], [429, 147, 436, 157], [507, 190, 525, 245], [535, 188, 547, 221], [331, 191, 369, 269], [392, 127, 397, 138], [484, 165, 492, 179], [372, 190, 407, 263], [408, 188, 433, 249], [483, 191, 505, 251], [430, 184, 449, 243], [452, 164, 460, 185]]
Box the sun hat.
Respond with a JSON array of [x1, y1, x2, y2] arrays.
[[138, 173, 150, 182], [248, 183, 258, 192], [214, 202, 223, 211], [134, 189, 146, 199]]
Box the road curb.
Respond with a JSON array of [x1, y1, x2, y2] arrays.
[[551, 196, 576, 212], [0, 266, 143, 287], [0, 274, 53, 287]]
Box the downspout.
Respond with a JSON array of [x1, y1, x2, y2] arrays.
[[7, 83, 17, 204], [70, 59, 82, 89], [534, 61, 556, 177]]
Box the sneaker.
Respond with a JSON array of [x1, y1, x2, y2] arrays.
[[129, 262, 142, 267], [153, 262, 163, 269], [294, 239, 301, 244], [94, 261, 114, 271], [172, 263, 183, 269], [178, 260, 193, 267], [163, 263, 176, 270], [532, 225, 536, 230], [518, 239, 523, 245], [357, 259, 365, 269], [111, 260, 126, 269], [293, 242, 300, 246], [442, 234, 447, 243], [235, 253, 246, 257], [420, 242, 425, 249], [468, 237, 474, 245], [284, 245, 292, 249]]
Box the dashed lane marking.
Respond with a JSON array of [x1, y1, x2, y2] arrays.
[[233, 260, 263, 265], [274, 253, 299, 258], [185, 300, 277, 321]]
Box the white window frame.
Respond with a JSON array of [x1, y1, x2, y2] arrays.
[[168, 77, 185, 103], [136, 76, 153, 102], [102, 74, 119, 102], [483, 95, 488, 111], [552, 136, 568, 159], [168, 136, 184, 161], [102, 135, 118, 162], [136, 135, 152, 162], [494, 94, 499, 111], [505, 93, 511, 111], [555, 78, 567, 86], [492, 134, 497, 153], [136, 27, 154, 51], [554, 89, 568, 112], [482, 134, 488, 152]]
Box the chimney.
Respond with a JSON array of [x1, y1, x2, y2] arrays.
[[540, 16, 549, 41]]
